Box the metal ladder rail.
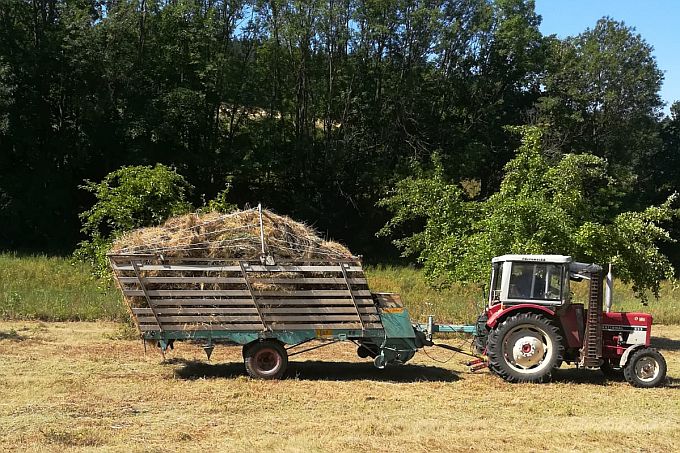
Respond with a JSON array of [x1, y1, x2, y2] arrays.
[[239, 261, 269, 331], [340, 262, 366, 331], [131, 259, 163, 332]]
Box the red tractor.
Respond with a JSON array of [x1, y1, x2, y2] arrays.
[[473, 255, 667, 387]]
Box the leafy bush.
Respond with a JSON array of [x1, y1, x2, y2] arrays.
[[74, 164, 194, 277], [380, 126, 678, 302], [200, 181, 237, 214]]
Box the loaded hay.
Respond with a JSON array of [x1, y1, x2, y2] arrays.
[[111, 207, 353, 260], [109, 208, 366, 316]]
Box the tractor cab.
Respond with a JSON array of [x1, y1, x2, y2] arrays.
[[488, 255, 572, 307]]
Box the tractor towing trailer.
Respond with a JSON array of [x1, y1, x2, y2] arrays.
[[109, 253, 666, 387]]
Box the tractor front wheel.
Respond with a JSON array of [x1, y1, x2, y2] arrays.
[[243, 340, 288, 380], [623, 348, 666, 388], [486, 313, 564, 383]]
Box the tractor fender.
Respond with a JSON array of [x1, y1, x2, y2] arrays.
[[619, 344, 645, 368], [486, 304, 556, 329]]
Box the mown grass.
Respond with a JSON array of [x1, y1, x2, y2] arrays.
[[1, 254, 678, 324], [0, 253, 125, 321], [0, 321, 679, 452]]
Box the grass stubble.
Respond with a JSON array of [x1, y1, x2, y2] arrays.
[[0, 321, 678, 452]]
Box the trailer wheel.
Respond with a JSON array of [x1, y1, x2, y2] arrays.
[[623, 348, 666, 388], [244, 341, 288, 380], [486, 313, 563, 383]]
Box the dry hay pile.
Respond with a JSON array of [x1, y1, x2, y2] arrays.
[[111, 208, 353, 260], [110, 209, 363, 316]]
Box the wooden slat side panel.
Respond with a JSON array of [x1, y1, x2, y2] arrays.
[[260, 306, 377, 315], [248, 278, 367, 285], [123, 290, 252, 297], [157, 315, 263, 323], [143, 298, 376, 307], [152, 307, 260, 315], [119, 277, 247, 284], [113, 264, 364, 272], [256, 298, 376, 306], [264, 315, 381, 322], [139, 323, 383, 332], [149, 315, 380, 323], [149, 299, 257, 306], [252, 290, 372, 297], [136, 306, 376, 316], [125, 290, 372, 298]]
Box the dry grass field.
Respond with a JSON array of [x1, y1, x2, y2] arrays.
[[1, 321, 679, 452]]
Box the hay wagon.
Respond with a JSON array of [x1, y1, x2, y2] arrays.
[[108, 206, 475, 379]]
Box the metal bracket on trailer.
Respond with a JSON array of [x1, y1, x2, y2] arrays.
[[130, 259, 163, 333], [286, 339, 340, 358], [239, 261, 270, 331], [340, 262, 366, 332]]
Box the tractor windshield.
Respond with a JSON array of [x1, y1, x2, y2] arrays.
[[508, 262, 563, 301], [490, 263, 503, 302]]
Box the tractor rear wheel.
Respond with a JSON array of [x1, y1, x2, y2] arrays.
[[486, 313, 563, 383], [623, 348, 666, 388], [244, 340, 288, 380]]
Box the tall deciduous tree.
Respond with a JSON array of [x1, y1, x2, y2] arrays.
[[538, 18, 663, 179], [380, 127, 677, 301]]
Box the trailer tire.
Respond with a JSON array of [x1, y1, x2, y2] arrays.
[[623, 348, 666, 388], [486, 313, 563, 384], [244, 340, 288, 380]]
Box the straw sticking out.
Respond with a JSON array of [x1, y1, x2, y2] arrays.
[[110, 208, 353, 260]]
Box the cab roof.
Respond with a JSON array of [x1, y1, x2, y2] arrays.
[[491, 254, 572, 264]]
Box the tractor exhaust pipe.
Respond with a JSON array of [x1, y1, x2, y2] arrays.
[[604, 263, 613, 313]]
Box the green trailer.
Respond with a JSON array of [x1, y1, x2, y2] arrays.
[[108, 254, 475, 378]]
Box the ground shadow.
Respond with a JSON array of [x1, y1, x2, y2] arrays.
[[553, 367, 680, 389], [0, 330, 25, 341], [552, 368, 609, 386], [652, 336, 680, 351], [664, 377, 680, 389], [171, 359, 459, 383]]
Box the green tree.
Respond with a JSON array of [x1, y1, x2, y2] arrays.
[[74, 164, 194, 276], [380, 126, 677, 301], [538, 18, 663, 180]]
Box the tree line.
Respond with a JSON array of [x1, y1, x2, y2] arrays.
[[1, 0, 678, 265]]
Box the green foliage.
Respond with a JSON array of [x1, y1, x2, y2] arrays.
[[74, 165, 193, 277], [381, 126, 678, 301], [200, 181, 237, 214], [0, 0, 679, 272], [0, 253, 125, 321], [537, 17, 663, 191]]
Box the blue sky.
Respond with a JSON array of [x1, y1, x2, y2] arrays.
[[535, 0, 679, 115]]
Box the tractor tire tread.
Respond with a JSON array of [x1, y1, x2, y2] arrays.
[[623, 347, 667, 388], [486, 312, 564, 384]]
